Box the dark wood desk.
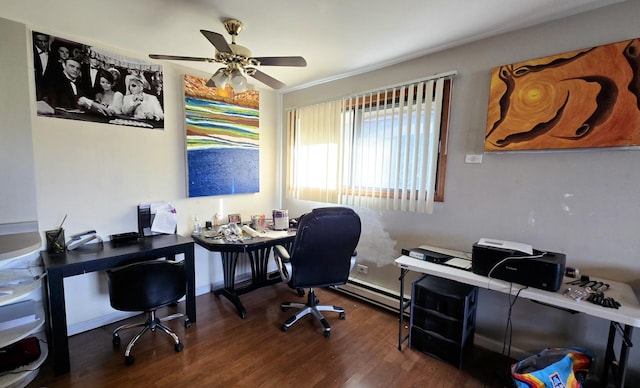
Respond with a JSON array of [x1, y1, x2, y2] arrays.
[[192, 231, 295, 319], [41, 234, 195, 375]]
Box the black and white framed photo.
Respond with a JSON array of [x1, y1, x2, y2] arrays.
[[32, 30, 164, 129]]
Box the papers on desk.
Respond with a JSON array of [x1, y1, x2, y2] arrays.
[[0, 270, 35, 288], [150, 202, 178, 234], [443, 257, 472, 270], [241, 225, 260, 237], [138, 201, 178, 236], [261, 230, 291, 239], [201, 226, 291, 242]]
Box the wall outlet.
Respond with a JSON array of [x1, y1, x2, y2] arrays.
[[356, 264, 368, 274]]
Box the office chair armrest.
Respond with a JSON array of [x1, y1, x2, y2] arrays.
[[274, 245, 292, 283], [350, 250, 357, 271], [274, 245, 290, 262]]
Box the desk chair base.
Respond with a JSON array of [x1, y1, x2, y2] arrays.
[[281, 288, 345, 338], [112, 310, 184, 365]]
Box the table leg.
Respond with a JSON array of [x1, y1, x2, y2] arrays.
[[616, 324, 633, 388], [213, 243, 293, 319], [602, 322, 634, 388], [398, 268, 409, 350], [46, 268, 70, 375], [184, 244, 196, 323], [247, 246, 281, 286], [215, 288, 247, 319], [213, 251, 247, 319]]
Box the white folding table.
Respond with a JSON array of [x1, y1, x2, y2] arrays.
[[395, 245, 640, 388]]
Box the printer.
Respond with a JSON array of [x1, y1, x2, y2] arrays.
[[471, 238, 566, 292]]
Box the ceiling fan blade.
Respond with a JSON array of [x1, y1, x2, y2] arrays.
[[249, 69, 286, 89], [149, 54, 215, 62], [200, 30, 232, 53], [252, 56, 307, 67]]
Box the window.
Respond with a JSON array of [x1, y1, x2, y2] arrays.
[[286, 72, 454, 213]]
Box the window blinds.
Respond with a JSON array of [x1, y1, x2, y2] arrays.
[[287, 71, 454, 213]]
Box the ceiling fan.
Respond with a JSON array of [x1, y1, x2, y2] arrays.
[[149, 19, 307, 91]]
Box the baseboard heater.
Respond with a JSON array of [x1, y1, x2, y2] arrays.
[[333, 278, 406, 314]]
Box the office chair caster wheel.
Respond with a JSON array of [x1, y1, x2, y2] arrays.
[[323, 330, 330, 338], [281, 324, 288, 332], [339, 312, 345, 319], [125, 355, 135, 365], [175, 342, 184, 352], [112, 335, 121, 347], [184, 319, 192, 329], [297, 288, 305, 297]]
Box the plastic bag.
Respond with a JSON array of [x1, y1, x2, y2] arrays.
[[511, 347, 594, 388]]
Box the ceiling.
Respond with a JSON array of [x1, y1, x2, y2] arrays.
[[0, 0, 624, 92]]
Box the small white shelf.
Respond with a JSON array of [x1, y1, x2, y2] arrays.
[[0, 232, 41, 262], [0, 233, 46, 386], [0, 268, 43, 306], [0, 330, 48, 388], [0, 301, 45, 349]]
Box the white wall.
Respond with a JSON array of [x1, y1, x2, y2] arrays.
[[282, 1, 640, 380], [0, 18, 38, 227], [0, 18, 281, 332]]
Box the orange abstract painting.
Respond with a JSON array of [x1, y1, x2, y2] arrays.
[[485, 38, 640, 151]]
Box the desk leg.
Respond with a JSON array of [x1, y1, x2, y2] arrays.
[[46, 268, 70, 375], [247, 246, 281, 286], [213, 251, 247, 319], [398, 268, 410, 350], [184, 244, 196, 323], [617, 325, 633, 388], [602, 322, 634, 388]]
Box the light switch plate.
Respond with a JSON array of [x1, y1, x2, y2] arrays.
[[465, 154, 483, 164]]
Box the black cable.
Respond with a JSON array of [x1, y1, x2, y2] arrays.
[[505, 285, 525, 357], [496, 283, 527, 387]]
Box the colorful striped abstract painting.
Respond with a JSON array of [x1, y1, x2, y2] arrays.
[[183, 74, 260, 197]]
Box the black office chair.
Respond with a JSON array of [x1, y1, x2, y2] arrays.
[[274, 207, 361, 337], [107, 260, 187, 365]]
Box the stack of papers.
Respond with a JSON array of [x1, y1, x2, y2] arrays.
[[443, 257, 472, 270], [261, 230, 291, 239]]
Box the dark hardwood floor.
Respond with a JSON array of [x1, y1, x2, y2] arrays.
[[29, 283, 514, 387]]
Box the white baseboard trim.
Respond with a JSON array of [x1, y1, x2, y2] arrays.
[[67, 284, 212, 336], [335, 278, 402, 312]]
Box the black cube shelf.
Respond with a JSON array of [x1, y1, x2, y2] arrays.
[[409, 274, 478, 369]]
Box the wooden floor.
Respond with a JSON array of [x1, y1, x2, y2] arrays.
[[29, 283, 514, 387]]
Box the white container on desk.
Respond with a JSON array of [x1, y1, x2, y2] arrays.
[[272, 209, 289, 231]]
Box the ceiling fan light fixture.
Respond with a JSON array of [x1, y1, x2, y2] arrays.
[[210, 68, 230, 89], [149, 19, 306, 91], [229, 69, 248, 92]]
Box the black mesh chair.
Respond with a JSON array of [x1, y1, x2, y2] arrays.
[[107, 260, 187, 365], [274, 207, 361, 337]]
